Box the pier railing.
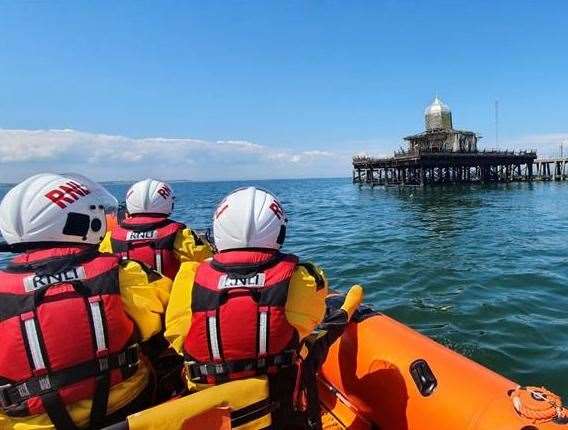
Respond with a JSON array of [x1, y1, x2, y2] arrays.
[[354, 149, 537, 163]]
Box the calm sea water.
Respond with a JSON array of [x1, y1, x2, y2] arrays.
[[1, 178, 568, 394]]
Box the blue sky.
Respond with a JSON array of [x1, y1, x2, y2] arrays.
[[1, 0, 567, 181]]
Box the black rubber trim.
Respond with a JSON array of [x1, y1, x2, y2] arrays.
[[231, 398, 273, 428]]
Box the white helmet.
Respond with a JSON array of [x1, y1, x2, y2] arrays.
[[213, 187, 287, 252], [126, 179, 174, 215], [0, 173, 118, 246]]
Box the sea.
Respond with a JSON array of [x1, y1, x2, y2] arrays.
[[1, 178, 568, 395]]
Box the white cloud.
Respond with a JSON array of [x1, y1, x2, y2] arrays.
[[502, 133, 568, 157], [2, 128, 564, 183], [0, 128, 352, 182], [0, 129, 76, 162]]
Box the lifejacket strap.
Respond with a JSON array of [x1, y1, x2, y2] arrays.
[[42, 391, 79, 430], [87, 294, 111, 428], [90, 372, 111, 429], [184, 349, 296, 382], [0, 344, 140, 413]]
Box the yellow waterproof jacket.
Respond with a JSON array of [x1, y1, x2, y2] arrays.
[[165, 257, 329, 388], [99, 227, 213, 266], [0, 260, 172, 430]]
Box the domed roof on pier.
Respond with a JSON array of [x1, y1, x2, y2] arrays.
[[424, 96, 453, 131], [424, 97, 451, 116]]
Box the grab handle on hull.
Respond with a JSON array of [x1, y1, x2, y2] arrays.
[[410, 359, 437, 397]]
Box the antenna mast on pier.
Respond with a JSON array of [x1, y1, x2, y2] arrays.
[[495, 99, 499, 148]]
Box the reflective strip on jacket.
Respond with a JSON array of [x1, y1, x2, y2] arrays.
[[0, 248, 171, 430]]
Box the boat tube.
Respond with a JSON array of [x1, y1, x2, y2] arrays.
[[102, 294, 567, 430], [319, 297, 567, 430]]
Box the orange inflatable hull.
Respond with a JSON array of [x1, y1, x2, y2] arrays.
[[320, 312, 566, 430]]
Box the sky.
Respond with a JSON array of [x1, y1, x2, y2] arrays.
[[1, 0, 568, 182]]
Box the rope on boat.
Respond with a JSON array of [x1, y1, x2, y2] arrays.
[[511, 386, 568, 423]]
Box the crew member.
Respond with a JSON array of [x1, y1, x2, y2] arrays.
[[165, 187, 329, 428], [99, 178, 212, 400], [0, 173, 171, 430], [100, 178, 212, 281]]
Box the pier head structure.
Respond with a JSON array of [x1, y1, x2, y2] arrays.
[[353, 98, 537, 186]]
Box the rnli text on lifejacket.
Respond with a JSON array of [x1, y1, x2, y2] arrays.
[[23, 266, 87, 292], [218, 273, 266, 289], [126, 230, 158, 240]]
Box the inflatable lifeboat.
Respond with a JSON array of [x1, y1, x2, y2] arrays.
[[105, 293, 568, 430], [319, 299, 568, 430]]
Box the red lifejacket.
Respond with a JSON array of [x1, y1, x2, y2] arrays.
[[110, 215, 185, 280], [182, 250, 299, 384], [0, 246, 140, 428]]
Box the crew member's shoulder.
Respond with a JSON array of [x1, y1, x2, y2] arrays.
[[176, 223, 208, 245], [295, 261, 327, 291], [118, 258, 162, 282]]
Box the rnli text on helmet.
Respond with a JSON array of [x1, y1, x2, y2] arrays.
[[269, 201, 284, 220], [157, 185, 172, 199], [45, 181, 91, 209]]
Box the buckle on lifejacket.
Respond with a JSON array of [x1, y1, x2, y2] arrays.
[[98, 357, 109, 372], [38, 375, 51, 391], [0, 384, 13, 410], [184, 361, 200, 382], [185, 361, 228, 382], [125, 343, 141, 369]]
